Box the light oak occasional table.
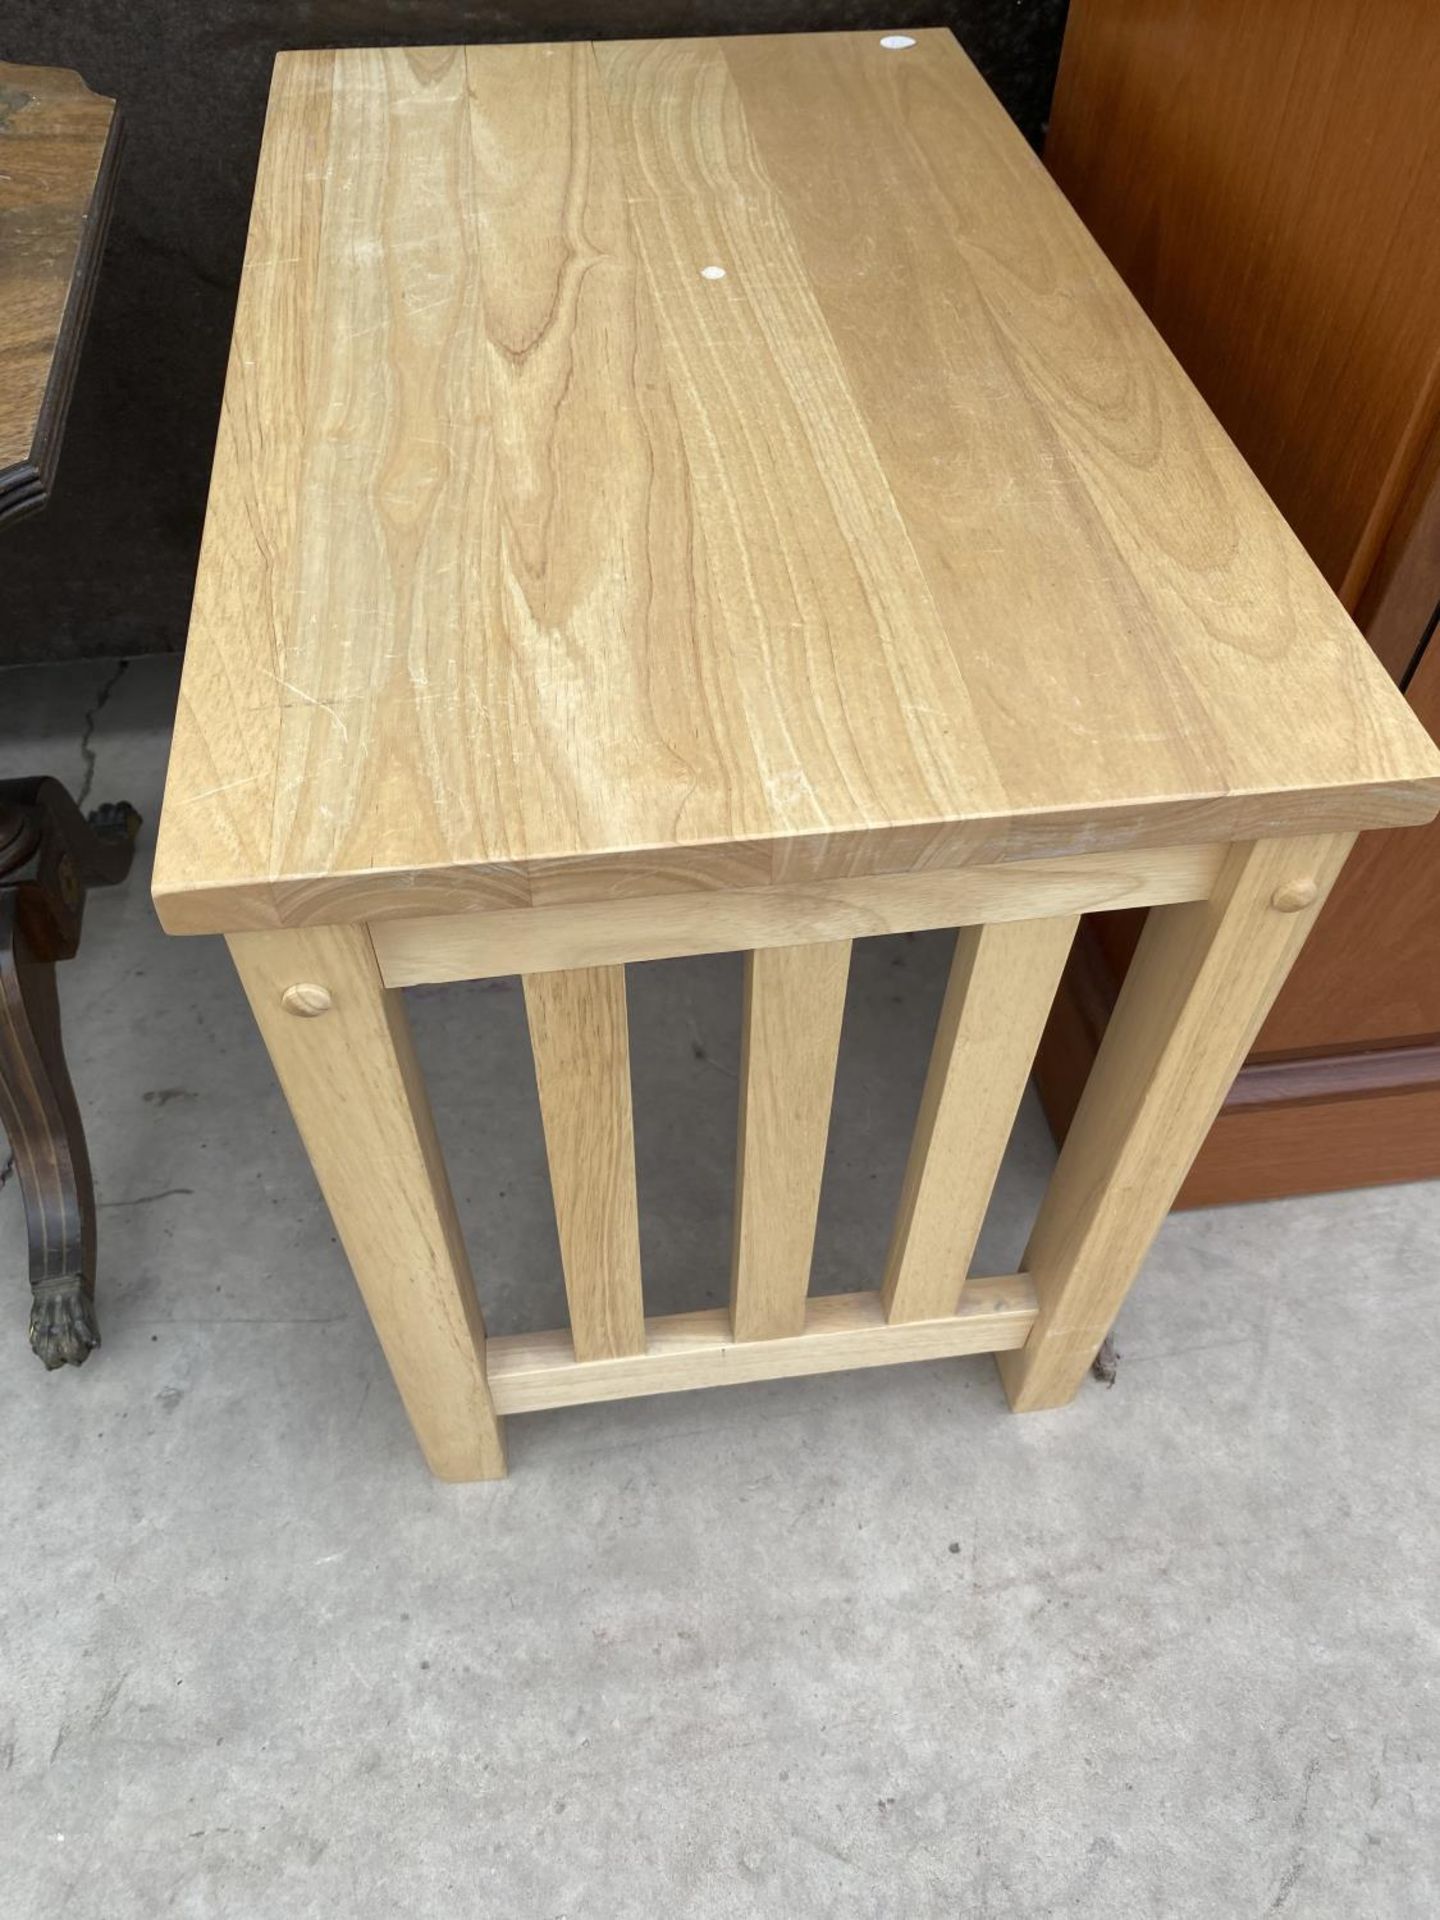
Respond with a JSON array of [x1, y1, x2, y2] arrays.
[[152, 32, 1440, 1480]]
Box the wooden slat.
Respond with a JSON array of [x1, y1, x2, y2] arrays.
[[487, 1276, 1037, 1414], [730, 940, 851, 1340], [523, 966, 646, 1361], [999, 833, 1356, 1410], [882, 916, 1078, 1323], [370, 843, 1224, 986]]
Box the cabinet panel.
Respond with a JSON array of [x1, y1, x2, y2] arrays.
[[1038, 0, 1440, 1199], [1255, 637, 1440, 1053], [1046, 0, 1440, 635]]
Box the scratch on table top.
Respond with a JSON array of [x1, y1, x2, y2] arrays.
[[183, 775, 260, 805], [261, 667, 351, 741]]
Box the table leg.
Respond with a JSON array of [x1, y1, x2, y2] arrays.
[[0, 900, 100, 1368], [998, 833, 1356, 1412], [228, 923, 505, 1480], [1, 781, 139, 1368]]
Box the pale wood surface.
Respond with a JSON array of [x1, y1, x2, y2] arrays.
[[881, 917, 1077, 1323], [998, 833, 1355, 1411], [227, 923, 506, 1478], [730, 940, 851, 1340], [371, 843, 1224, 985], [487, 1276, 1036, 1414], [523, 965, 646, 1361], [152, 32, 1440, 938]]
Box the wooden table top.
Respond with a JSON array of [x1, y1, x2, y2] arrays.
[[153, 31, 1440, 936], [0, 62, 120, 525]]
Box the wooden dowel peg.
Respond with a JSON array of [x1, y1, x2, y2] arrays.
[[281, 982, 333, 1016], [1270, 879, 1319, 913]]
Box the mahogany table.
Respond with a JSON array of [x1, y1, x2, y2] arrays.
[[1, 63, 136, 1368], [153, 33, 1440, 1478]]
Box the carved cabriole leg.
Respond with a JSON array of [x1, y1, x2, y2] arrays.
[[0, 896, 100, 1367], [999, 833, 1356, 1412], [0, 782, 139, 1365], [227, 922, 506, 1481]]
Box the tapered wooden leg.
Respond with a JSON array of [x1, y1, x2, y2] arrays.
[[999, 834, 1355, 1412], [228, 924, 505, 1480], [0, 901, 100, 1368]]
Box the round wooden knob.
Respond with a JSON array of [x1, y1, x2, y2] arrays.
[[1271, 879, 1318, 914], [282, 982, 333, 1016]]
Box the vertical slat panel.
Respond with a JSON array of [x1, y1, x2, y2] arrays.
[[881, 916, 1078, 1323], [730, 940, 852, 1340], [524, 965, 646, 1361]]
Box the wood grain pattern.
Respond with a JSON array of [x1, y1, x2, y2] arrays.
[[1167, 1076, 1440, 1211], [1037, 908, 1440, 1208], [0, 62, 121, 523], [0, 904, 98, 1358], [227, 923, 506, 1480], [153, 32, 1440, 938], [1000, 834, 1355, 1412], [881, 917, 1076, 1324], [153, 790, 1416, 939], [487, 1276, 1037, 1414], [1254, 636, 1440, 1054], [371, 843, 1224, 985], [1046, 0, 1440, 634], [730, 940, 850, 1341], [523, 965, 646, 1361], [1356, 412, 1440, 684], [1036, 1, 1440, 1205]]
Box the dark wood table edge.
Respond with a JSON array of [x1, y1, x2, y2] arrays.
[[0, 99, 124, 528]]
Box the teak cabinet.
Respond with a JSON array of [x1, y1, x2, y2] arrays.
[[1036, 0, 1440, 1206]]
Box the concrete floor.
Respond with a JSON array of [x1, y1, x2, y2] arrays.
[[1, 655, 1437, 1918]]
